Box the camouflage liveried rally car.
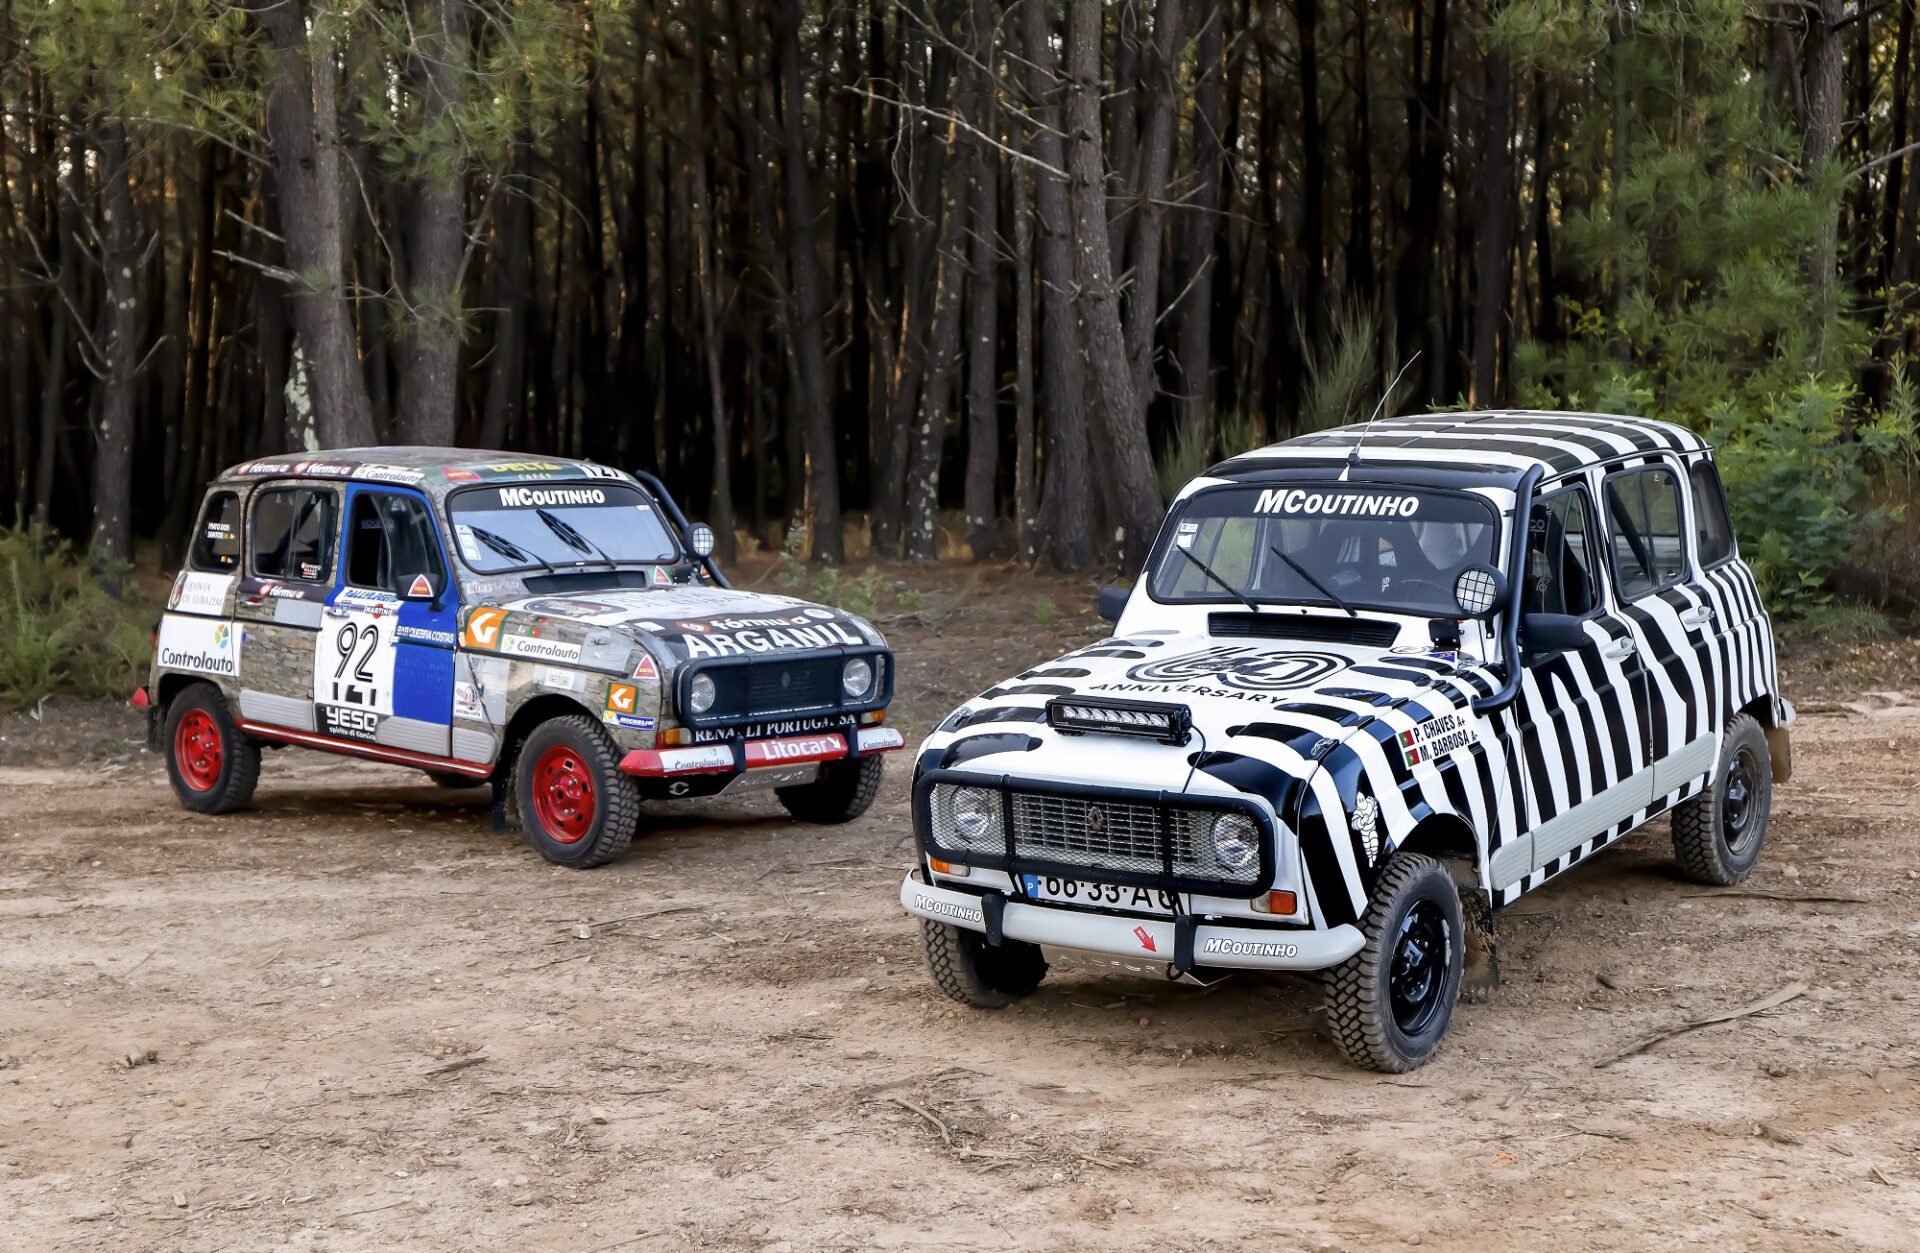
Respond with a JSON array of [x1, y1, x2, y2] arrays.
[[901, 411, 1792, 1071], [136, 449, 903, 866]]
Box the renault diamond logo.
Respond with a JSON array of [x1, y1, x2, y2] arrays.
[[1086, 805, 1107, 833]]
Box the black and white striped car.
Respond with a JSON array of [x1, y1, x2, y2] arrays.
[[900, 411, 1791, 1071]]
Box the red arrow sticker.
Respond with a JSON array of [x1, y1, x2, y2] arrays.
[[1133, 925, 1157, 953]]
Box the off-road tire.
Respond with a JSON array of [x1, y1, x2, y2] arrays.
[[919, 917, 1047, 1008], [776, 754, 884, 824], [164, 682, 260, 815], [1325, 853, 1465, 1072], [425, 771, 484, 789], [512, 715, 640, 868], [1671, 713, 1772, 886]]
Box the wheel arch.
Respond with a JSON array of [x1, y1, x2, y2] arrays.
[[497, 693, 600, 778], [1394, 812, 1488, 896], [1737, 693, 1792, 784]]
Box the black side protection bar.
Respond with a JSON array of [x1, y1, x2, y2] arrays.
[[630, 468, 733, 589], [1471, 463, 1544, 716]]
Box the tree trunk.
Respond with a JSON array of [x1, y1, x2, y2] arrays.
[[690, 7, 735, 560], [1066, 0, 1162, 568], [1470, 48, 1513, 406], [1122, 0, 1186, 412], [254, 2, 376, 448], [479, 135, 531, 449], [775, 0, 844, 561], [1292, 0, 1324, 352], [905, 146, 966, 562], [1011, 154, 1038, 561], [1804, 0, 1845, 354], [1020, 0, 1093, 570], [962, 0, 1001, 561], [1176, 0, 1224, 437], [91, 122, 139, 570], [395, 0, 470, 445]]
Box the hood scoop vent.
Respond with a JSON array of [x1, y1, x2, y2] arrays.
[[1209, 612, 1398, 648]]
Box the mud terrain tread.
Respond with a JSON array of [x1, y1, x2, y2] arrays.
[[1324, 852, 1461, 1073], [1671, 713, 1770, 886], [165, 682, 260, 815], [777, 754, 884, 824], [919, 917, 1046, 1008], [514, 715, 640, 868]]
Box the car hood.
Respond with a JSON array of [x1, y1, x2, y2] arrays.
[[494, 585, 884, 661], [918, 629, 1500, 800]]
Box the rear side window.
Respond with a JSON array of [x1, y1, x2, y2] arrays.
[[1689, 461, 1736, 566], [251, 486, 338, 583], [190, 491, 243, 572], [346, 492, 447, 596], [1603, 466, 1687, 598], [1524, 487, 1603, 616]]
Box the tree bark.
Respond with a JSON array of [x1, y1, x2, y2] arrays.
[[905, 145, 966, 562], [90, 122, 139, 570], [1122, 0, 1186, 412], [1470, 47, 1513, 406], [395, 0, 471, 445], [1176, 0, 1224, 436], [1011, 154, 1038, 560], [1804, 0, 1846, 354], [253, 1, 376, 448], [690, 6, 735, 560], [962, 0, 1001, 561]]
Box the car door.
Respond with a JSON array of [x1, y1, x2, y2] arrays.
[[232, 481, 340, 731], [1601, 460, 1718, 804], [1492, 481, 1649, 891], [318, 485, 459, 756]]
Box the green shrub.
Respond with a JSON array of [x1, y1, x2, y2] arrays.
[[0, 527, 154, 711]]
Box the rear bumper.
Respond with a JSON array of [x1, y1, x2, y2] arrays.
[[620, 726, 904, 777], [899, 873, 1363, 974]]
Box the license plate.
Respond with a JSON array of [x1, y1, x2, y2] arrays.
[[1021, 874, 1176, 915]]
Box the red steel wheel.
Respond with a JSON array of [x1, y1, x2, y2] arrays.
[[174, 708, 225, 793], [530, 744, 597, 844]]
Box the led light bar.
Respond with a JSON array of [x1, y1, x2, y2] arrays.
[[1045, 696, 1193, 745]]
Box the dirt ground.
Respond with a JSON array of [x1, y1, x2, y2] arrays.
[[3, 560, 1918, 1252]]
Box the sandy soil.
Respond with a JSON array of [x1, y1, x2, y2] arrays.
[[3, 563, 1918, 1252]]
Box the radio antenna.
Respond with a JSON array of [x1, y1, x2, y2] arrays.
[[1345, 351, 1422, 475]]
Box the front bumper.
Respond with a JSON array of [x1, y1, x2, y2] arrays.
[[899, 872, 1363, 974], [620, 725, 904, 777]]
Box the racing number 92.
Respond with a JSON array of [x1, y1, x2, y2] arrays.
[[332, 621, 381, 707]]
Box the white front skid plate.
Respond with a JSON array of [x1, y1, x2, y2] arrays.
[[899, 874, 1364, 973]]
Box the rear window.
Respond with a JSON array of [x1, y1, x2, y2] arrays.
[[1689, 461, 1736, 566], [190, 491, 243, 572], [251, 486, 338, 583], [1603, 466, 1686, 598]]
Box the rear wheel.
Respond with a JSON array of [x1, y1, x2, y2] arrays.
[[776, 754, 884, 824], [919, 918, 1047, 1008], [1324, 853, 1464, 1072], [512, 715, 640, 868], [163, 683, 260, 815], [1672, 713, 1772, 886]]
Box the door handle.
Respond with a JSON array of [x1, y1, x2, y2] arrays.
[[1679, 606, 1714, 629], [322, 605, 350, 618], [1603, 638, 1638, 661]]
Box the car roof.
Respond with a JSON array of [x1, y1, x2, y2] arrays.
[[1209, 410, 1711, 485], [213, 447, 635, 495]]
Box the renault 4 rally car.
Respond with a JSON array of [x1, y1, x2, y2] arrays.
[[901, 412, 1792, 1070], [136, 449, 903, 866]]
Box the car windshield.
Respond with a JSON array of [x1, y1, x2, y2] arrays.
[[1150, 484, 1501, 618], [447, 480, 680, 573]]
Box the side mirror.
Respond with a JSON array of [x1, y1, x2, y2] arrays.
[[1452, 564, 1508, 619], [686, 522, 717, 559], [1097, 585, 1130, 623], [1520, 612, 1588, 655]]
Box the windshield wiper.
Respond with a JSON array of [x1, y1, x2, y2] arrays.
[[1174, 544, 1260, 613], [467, 524, 555, 574], [1268, 545, 1357, 618], [535, 508, 618, 572]]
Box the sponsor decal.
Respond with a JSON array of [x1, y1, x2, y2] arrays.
[[444, 468, 482, 483], [519, 597, 627, 619], [580, 463, 626, 480], [632, 655, 658, 681], [317, 703, 381, 743], [477, 459, 571, 474], [1133, 925, 1158, 953], [502, 634, 583, 663], [156, 615, 242, 677], [608, 713, 656, 731], [1120, 646, 1350, 695], [353, 463, 426, 485], [169, 571, 234, 616], [742, 734, 844, 766], [606, 682, 639, 716], [453, 681, 485, 722], [405, 574, 435, 599], [652, 565, 673, 586], [1351, 794, 1382, 863], [1397, 712, 1472, 767], [293, 460, 357, 478], [235, 460, 296, 476], [1253, 488, 1422, 518], [690, 714, 842, 744], [495, 485, 608, 508], [538, 666, 583, 692], [463, 606, 508, 650], [318, 615, 397, 713], [913, 893, 982, 924], [1202, 936, 1299, 959], [395, 624, 456, 646], [335, 587, 400, 613], [679, 620, 864, 659]]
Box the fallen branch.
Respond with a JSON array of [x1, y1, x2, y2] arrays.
[[570, 904, 701, 938], [424, 1056, 488, 1078], [1680, 890, 1868, 903], [884, 1096, 952, 1147], [1594, 982, 1810, 1068]]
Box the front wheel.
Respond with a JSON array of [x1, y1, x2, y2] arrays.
[[512, 715, 641, 868], [776, 754, 884, 824], [1671, 713, 1772, 885], [919, 918, 1047, 1008], [163, 683, 260, 815], [1324, 853, 1465, 1072]]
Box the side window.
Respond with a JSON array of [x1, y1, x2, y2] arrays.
[[1523, 487, 1602, 617], [251, 486, 337, 583], [1603, 465, 1687, 599], [189, 491, 243, 572], [1689, 461, 1736, 566], [346, 492, 447, 596]]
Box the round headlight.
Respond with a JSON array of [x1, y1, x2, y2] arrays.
[[842, 657, 875, 699], [1210, 812, 1259, 871], [688, 673, 717, 714], [951, 787, 996, 841]]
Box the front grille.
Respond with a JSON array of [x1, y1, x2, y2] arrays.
[[745, 657, 842, 714], [925, 782, 1266, 891], [681, 650, 890, 728]]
